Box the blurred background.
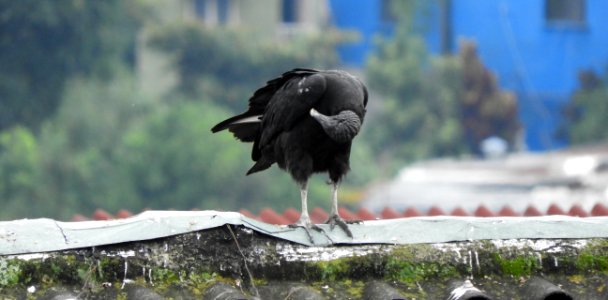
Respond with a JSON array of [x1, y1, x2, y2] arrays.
[[0, 0, 607, 221]]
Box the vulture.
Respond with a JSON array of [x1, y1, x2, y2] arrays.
[[211, 68, 368, 237]]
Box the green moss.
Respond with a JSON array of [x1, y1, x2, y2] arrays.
[[305, 244, 462, 286], [150, 268, 180, 289], [575, 253, 608, 273], [385, 258, 459, 283], [185, 271, 224, 296], [0, 259, 22, 287], [493, 254, 541, 277], [315, 259, 350, 281], [571, 239, 608, 274], [385, 244, 460, 284], [305, 252, 388, 282], [310, 279, 365, 298], [344, 280, 365, 298], [116, 291, 127, 300], [5, 234, 608, 298]]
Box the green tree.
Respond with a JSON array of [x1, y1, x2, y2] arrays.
[[0, 6, 372, 220], [565, 69, 608, 144], [459, 41, 519, 154], [365, 3, 466, 170], [32, 74, 154, 219], [0, 126, 40, 219], [0, 0, 147, 131], [364, 1, 519, 171], [114, 99, 337, 213], [147, 22, 345, 110]]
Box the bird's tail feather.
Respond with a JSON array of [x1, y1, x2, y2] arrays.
[[211, 113, 262, 142], [211, 113, 261, 133], [246, 156, 274, 175]]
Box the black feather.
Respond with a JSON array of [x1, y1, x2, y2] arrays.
[[211, 68, 368, 184]]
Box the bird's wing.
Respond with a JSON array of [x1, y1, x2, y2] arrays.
[[211, 69, 320, 142], [249, 68, 320, 112], [259, 72, 327, 147]]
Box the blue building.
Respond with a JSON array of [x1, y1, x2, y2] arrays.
[[329, 0, 608, 151]]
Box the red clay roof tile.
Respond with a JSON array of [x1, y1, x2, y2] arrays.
[[71, 214, 89, 222], [338, 207, 358, 221], [380, 207, 402, 219], [547, 203, 566, 215], [282, 208, 301, 223], [77, 202, 607, 224], [591, 203, 608, 216], [450, 207, 469, 216], [523, 205, 543, 216], [427, 206, 446, 216], [403, 207, 422, 218], [93, 209, 113, 221], [310, 207, 329, 223], [239, 209, 257, 219], [474, 205, 494, 217], [568, 205, 589, 217], [115, 209, 133, 219], [356, 207, 377, 220], [497, 205, 518, 217], [259, 208, 290, 225]]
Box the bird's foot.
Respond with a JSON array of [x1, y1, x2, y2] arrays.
[[325, 214, 355, 238], [289, 219, 324, 244]]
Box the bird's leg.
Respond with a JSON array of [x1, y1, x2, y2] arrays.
[[294, 181, 312, 226], [290, 180, 323, 243], [329, 181, 339, 218], [325, 181, 354, 238]]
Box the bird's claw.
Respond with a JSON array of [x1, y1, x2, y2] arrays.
[[289, 223, 324, 244], [325, 214, 355, 238]]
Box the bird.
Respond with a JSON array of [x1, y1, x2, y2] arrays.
[[211, 68, 368, 238]]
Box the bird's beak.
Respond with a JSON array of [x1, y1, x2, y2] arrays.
[[310, 108, 321, 118]]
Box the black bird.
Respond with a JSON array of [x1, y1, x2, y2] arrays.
[[211, 68, 368, 237]]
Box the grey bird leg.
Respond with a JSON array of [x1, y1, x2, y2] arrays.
[[325, 182, 354, 238], [290, 181, 323, 243], [294, 181, 312, 226]]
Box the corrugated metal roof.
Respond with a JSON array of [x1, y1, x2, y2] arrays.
[[5, 210, 608, 255]]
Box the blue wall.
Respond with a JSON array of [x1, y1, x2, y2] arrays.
[[450, 0, 608, 150], [329, 0, 608, 151], [328, 0, 393, 67]]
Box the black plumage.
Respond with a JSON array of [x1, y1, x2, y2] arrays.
[[211, 68, 368, 237]]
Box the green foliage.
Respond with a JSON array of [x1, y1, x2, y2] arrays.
[[0, 126, 40, 217], [31, 75, 153, 218], [365, 18, 466, 169], [566, 69, 608, 144], [0, 1, 376, 219], [147, 22, 345, 110], [116, 99, 252, 210], [0, 73, 341, 219], [365, 2, 519, 170], [114, 97, 337, 212], [459, 41, 519, 153], [0, 0, 147, 131]]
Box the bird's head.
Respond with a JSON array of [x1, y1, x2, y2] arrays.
[[310, 108, 362, 143]]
